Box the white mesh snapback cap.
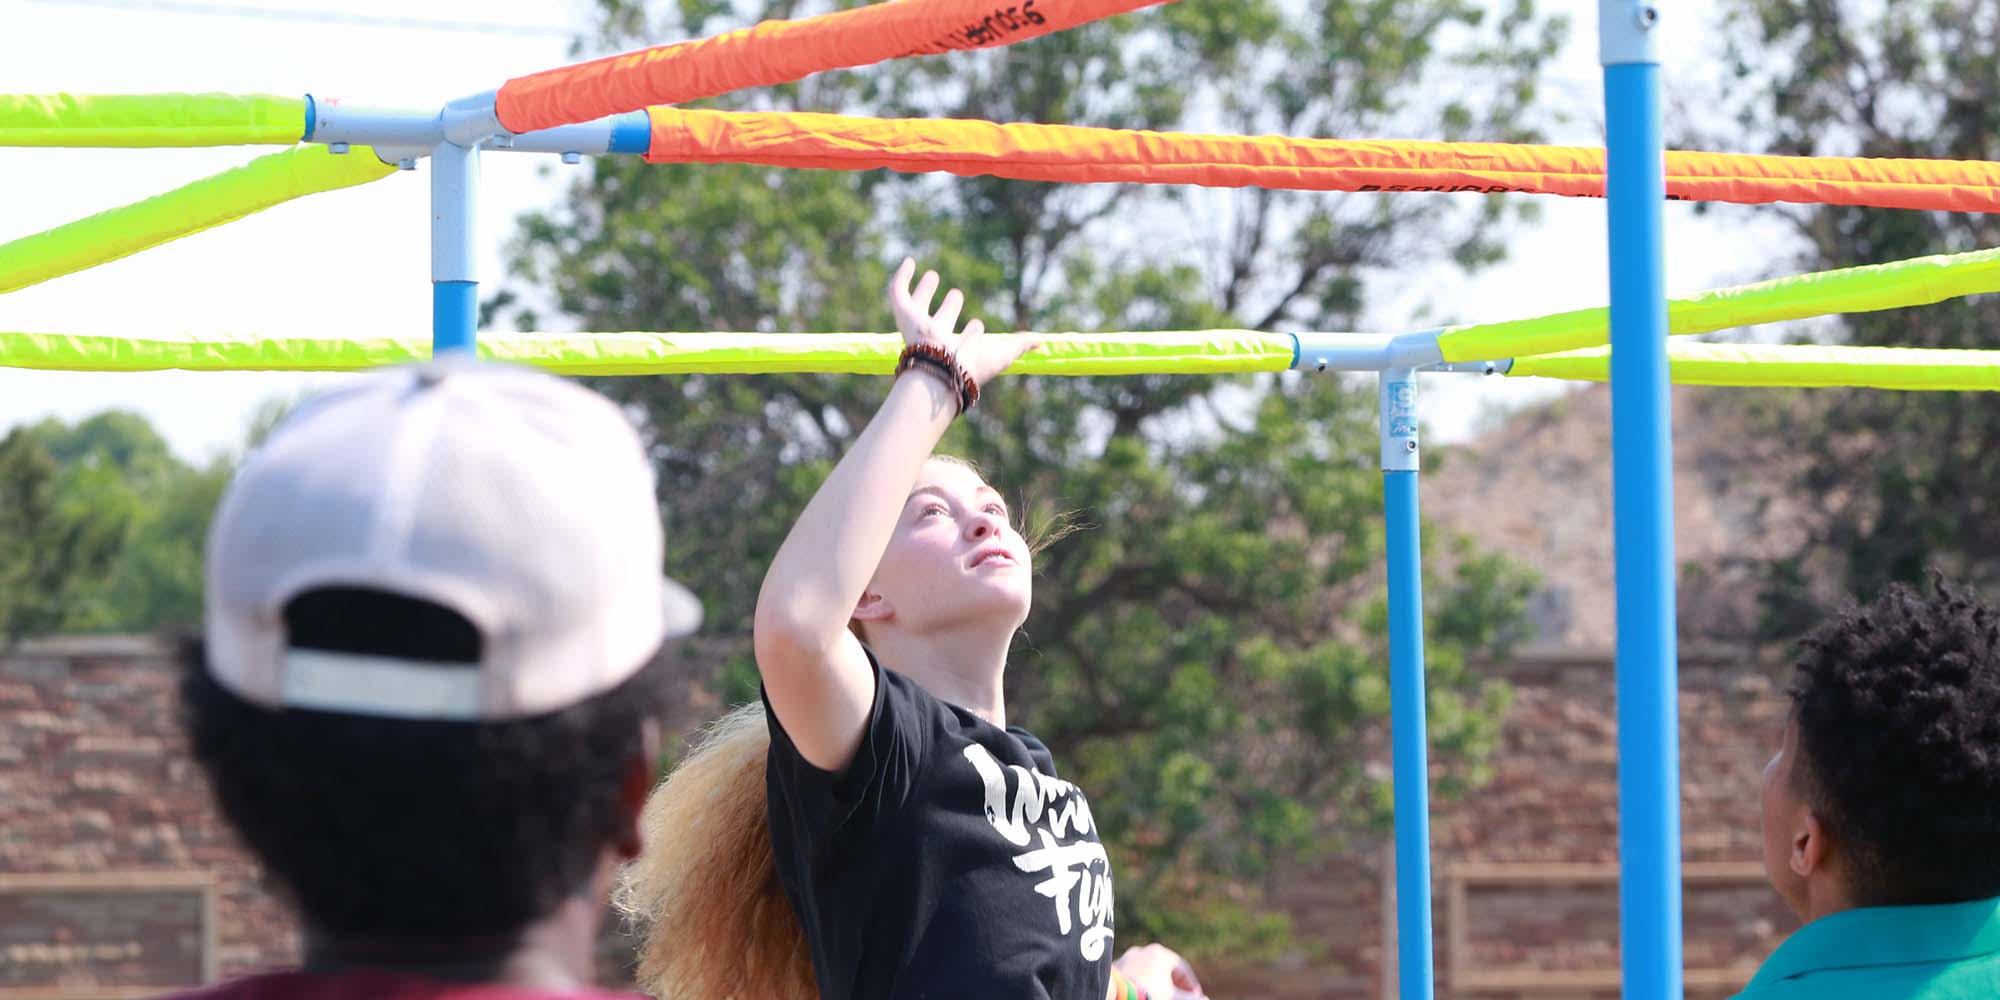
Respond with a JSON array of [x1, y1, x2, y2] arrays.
[[203, 357, 702, 721]]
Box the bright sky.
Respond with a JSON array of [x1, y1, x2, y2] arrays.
[[0, 0, 1782, 461]]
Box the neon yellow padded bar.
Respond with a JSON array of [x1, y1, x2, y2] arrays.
[[0, 330, 1300, 375], [1508, 341, 2000, 391], [0, 93, 306, 147], [0, 144, 397, 294], [1439, 247, 2000, 362]]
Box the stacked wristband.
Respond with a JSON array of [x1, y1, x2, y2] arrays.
[[895, 343, 979, 413]]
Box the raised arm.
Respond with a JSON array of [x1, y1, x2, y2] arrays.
[[752, 259, 1035, 773]]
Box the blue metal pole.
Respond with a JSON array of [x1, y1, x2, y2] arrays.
[[1600, 3, 1681, 998], [1380, 368, 1433, 1000], [431, 138, 479, 353]]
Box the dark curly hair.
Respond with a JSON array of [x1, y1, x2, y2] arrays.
[[182, 587, 673, 940], [1788, 574, 2000, 906]]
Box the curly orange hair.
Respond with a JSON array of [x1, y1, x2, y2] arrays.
[[613, 703, 815, 1000]]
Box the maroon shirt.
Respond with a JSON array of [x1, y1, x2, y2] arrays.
[[158, 971, 640, 1000]]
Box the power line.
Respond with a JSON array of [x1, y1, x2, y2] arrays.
[[12, 0, 572, 36]]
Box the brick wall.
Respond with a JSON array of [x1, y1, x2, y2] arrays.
[[0, 636, 295, 995], [3, 638, 1797, 998], [1200, 646, 1798, 998], [0, 874, 216, 993]]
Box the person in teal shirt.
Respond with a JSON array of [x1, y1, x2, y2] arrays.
[[1736, 576, 2000, 999]]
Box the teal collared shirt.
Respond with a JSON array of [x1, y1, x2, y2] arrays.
[[1733, 896, 2000, 999]]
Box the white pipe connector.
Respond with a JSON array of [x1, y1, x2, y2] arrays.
[[307, 96, 627, 161], [440, 90, 506, 148], [1291, 329, 1447, 373]]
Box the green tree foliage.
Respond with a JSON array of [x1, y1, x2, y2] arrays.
[[0, 413, 226, 642], [1714, 0, 2000, 631], [498, 0, 1556, 954], [0, 426, 124, 643]]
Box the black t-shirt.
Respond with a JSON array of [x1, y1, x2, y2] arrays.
[[765, 654, 1115, 1000]]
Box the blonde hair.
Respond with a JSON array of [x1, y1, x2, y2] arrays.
[[614, 703, 815, 1000]]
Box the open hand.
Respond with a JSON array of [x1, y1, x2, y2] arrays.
[[888, 257, 1038, 386], [1115, 943, 1206, 1000]]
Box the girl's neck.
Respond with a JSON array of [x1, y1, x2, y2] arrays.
[[866, 624, 1011, 728]]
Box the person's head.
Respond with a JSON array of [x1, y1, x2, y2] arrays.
[[1760, 575, 2000, 919], [851, 456, 1033, 643], [184, 358, 702, 959], [615, 703, 816, 1000]]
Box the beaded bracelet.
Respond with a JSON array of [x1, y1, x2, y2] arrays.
[[897, 351, 964, 413], [895, 343, 978, 413]]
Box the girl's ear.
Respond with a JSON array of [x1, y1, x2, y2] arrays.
[[853, 591, 894, 623]]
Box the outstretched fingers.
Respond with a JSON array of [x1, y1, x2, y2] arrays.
[[891, 259, 942, 315], [913, 270, 941, 316], [886, 259, 1033, 384], [890, 258, 948, 344], [932, 288, 966, 340]]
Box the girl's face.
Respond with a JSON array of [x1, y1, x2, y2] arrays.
[[861, 458, 1032, 635]]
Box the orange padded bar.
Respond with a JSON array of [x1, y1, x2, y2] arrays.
[[496, 0, 1168, 134], [643, 108, 2000, 212]]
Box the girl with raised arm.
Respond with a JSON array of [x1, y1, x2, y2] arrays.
[[618, 260, 1203, 1000]]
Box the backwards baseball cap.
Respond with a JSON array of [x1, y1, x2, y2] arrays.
[[203, 357, 701, 721]]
